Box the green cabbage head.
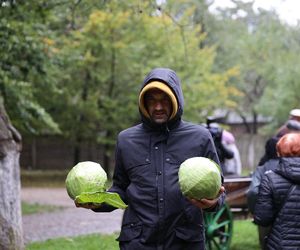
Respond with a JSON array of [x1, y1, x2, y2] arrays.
[[178, 157, 221, 200], [65, 161, 107, 200]]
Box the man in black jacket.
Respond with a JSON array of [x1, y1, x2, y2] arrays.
[[77, 68, 225, 249]]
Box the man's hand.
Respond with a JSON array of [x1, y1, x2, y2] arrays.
[[189, 186, 225, 210], [74, 200, 102, 210]]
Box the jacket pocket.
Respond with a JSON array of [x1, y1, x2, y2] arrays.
[[117, 223, 142, 242], [125, 157, 152, 185], [174, 223, 203, 242]]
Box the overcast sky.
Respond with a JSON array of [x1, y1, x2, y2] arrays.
[[210, 0, 300, 26]]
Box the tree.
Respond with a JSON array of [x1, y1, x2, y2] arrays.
[[0, 1, 60, 136], [0, 1, 62, 247], [157, 0, 241, 122], [204, 0, 300, 134], [1, 0, 240, 175], [194, 0, 300, 168], [49, 0, 240, 174], [0, 1, 62, 170], [0, 99, 23, 250]]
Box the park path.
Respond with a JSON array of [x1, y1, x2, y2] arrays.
[[21, 187, 123, 244]]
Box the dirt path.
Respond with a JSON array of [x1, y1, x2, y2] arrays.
[[21, 187, 123, 244]]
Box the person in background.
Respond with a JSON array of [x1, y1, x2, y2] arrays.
[[222, 130, 242, 176], [76, 68, 225, 249], [206, 123, 234, 173], [247, 109, 300, 249], [247, 136, 279, 249], [253, 133, 300, 250], [259, 109, 300, 167], [276, 108, 300, 137]]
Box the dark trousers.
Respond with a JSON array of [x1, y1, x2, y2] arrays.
[[258, 225, 271, 250]]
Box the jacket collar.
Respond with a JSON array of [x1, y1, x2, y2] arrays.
[[142, 116, 181, 133]]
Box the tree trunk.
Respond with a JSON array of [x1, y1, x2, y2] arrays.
[[0, 103, 24, 250], [31, 137, 36, 169]]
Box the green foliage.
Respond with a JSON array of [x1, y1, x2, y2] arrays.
[[3, 0, 300, 144], [0, 2, 60, 135], [51, 0, 239, 158], [203, 1, 300, 133], [2, 0, 240, 165]]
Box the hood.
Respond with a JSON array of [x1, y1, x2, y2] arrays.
[[275, 157, 300, 184], [139, 68, 184, 128], [265, 137, 279, 159]]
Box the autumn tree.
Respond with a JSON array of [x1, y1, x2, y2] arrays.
[[49, 0, 239, 175]]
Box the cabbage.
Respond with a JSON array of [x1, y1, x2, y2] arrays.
[[66, 161, 107, 199], [65, 161, 127, 209], [178, 157, 221, 200]]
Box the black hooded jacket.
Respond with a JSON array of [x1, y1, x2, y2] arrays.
[[254, 157, 300, 249], [95, 68, 225, 249]]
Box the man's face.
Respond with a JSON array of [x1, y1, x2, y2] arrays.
[[144, 88, 172, 124]]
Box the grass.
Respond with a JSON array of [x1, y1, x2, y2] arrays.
[[25, 219, 260, 250], [21, 169, 113, 188], [230, 219, 260, 250], [21, 170, 68, 187], [26, 233, 119, 250], [22, 202, 63, 215], [21, 171, 66, 215]]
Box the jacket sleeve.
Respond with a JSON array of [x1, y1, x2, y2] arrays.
[[247, 166, 265, 214], [203, 133, 226, 212], [93, 137, 130, 212], [253, 173, 276, 226]]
